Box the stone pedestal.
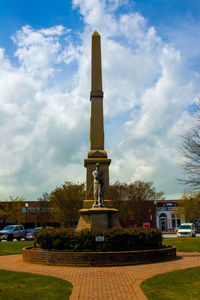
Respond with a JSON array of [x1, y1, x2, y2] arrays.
[[76, 155, 120, 231], [76, 207, 120, 231]]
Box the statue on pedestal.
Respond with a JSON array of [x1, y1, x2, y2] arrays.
[[92, 163, 104, 207]]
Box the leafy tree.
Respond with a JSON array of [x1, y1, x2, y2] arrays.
[[179, 101, 200, 191], [0, 196, 26, 224], [177, 193, 200, 221], [110, 180, 164, 226], [49, 182, 85, 227], [0, 203, 10, 227]]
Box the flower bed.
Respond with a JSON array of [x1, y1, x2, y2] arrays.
[[23, 228, 176, 266], [35, 227, 162, 251]]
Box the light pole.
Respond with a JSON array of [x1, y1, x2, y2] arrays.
[[25, 202, 29, 230], [153, 200, 158, 228]]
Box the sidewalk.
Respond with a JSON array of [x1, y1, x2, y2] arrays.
[[0, 252, 200, 299]]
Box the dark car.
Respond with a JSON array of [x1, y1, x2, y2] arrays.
[[25, 227, 42, 240], [26, 228, 33, 234]]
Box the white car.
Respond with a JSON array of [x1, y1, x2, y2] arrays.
[[177, 223, 196, 237], [0, 225, 26, 241]]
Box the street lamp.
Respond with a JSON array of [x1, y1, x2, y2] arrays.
[[149, 209, 152, 221], [153, 200, 158, 228], [25, 202, 29, 230]]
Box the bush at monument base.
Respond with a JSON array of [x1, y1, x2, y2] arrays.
[[35, 227, 162, 251]]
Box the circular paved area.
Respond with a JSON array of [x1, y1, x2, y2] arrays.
[[0, 252, 200, 299]]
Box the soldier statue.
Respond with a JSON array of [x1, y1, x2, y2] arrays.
[[92, 163, 104, 207]]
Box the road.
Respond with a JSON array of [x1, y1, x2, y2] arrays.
[[163, 233, 200, 238]]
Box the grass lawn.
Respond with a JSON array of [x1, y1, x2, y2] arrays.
[[141, 266, 200, 300], [141, 238, 200, 299], [0, 241, 34, 256], [163, 237, 200, 252], [0, 270, 72, 300]]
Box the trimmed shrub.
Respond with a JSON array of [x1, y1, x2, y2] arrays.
[[35, 227, 162, 251]]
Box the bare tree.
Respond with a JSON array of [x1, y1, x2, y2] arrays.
[[177, 193, 200, 221], [109, 181, 129, 224], [179, 101, 200, 191], [37, 192, 51, 227], [110, 180, 164, 226]]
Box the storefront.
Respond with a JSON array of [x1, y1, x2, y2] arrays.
[[155, 200, 183, 232]]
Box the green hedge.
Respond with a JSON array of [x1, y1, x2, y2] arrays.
[[35, 227, 162, 251]]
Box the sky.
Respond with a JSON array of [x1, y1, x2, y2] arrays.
[[0, 0, 200, 201]]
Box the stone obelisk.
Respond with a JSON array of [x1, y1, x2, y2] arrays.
[[76, 32, 120, 231], [85, 31, 112, 206]]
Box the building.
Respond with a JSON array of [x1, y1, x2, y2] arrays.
[[155, 200, 182, 231], [120, 200, 157, 228], [0, 201, 59, 229]]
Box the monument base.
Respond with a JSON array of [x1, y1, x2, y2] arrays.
[[76, 207, 120, 231], [83, 199, 114, 208]]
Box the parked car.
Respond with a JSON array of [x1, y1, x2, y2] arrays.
[[0, 225, 26, 241], [25, 227, 42, 240], [177, 223, 196, 237], [127, 224, 137, 229], [26, 228, 33, 234], [143, 222, 150, 228]]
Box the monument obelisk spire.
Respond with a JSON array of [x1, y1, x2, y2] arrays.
[[91, 31, 103, 97], [90, 31, 105, 152]]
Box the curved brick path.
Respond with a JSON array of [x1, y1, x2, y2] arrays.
[[0, 253, 200, 299]]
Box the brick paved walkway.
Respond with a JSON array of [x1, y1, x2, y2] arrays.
[[0, 252, 200, 299]]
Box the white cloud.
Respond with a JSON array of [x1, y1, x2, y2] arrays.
[[40, 25, 70, 36], [11, 25, 77, 80], [0, 0, 200, 201], [0, 26, 89, 200]]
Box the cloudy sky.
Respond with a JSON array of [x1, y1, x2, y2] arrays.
[[0, 0, 200, 201]]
